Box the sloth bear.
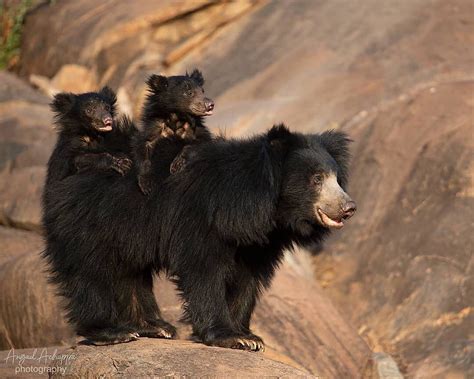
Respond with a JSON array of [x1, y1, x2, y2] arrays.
[[42, 124, 356, 349], [134, 69, 214, 194], [46, 87, 136, 186]]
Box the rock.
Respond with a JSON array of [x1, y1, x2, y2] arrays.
[[254, 254, 370, 377], [0, 71, 49, 105], [0, 344, 305, 379], [19, 1, 263, 113], [0, 226, 43, 265], [48, 339, 312, 378], [0, 251, 75, 351], [12, 0, 474, 376], [0, 72, 54, 231], [50, 64, 98, 93], [0, 249, 371, 377], [364, 352, 404, 379], [30, 64, 99, 98], [172, 0, 473, 136], [316, 81, 474, 378], [29, 74, 59, 98], [0, 346, 68, 379]]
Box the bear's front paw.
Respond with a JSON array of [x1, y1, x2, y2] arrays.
[[175, 122, 196, 140], [111, 156, 132, 175], [138, 175, 153, 195], [139, 320, 177, 339], [84, 331, 139, 346], [206, 334, 265, 352], [160, 126, 175, 138]]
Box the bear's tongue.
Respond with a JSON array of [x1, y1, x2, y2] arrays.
[[318, 209, 344, 229]]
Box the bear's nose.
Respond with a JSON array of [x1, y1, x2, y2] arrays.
[[341, 201, 357, 219], [103, 116, 113, 127], [205, 99, 214, 111]]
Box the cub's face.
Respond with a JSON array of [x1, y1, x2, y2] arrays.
[[278, 137, 356, 235], [51, 87, 117, 133], [146, 69, 214, 117]]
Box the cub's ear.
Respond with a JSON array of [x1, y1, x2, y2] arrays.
[[99, 86, 117, 106], [188, 69, 204, 86], [317, 130, 352, 186], [267, 123, 299, 154], [50, 92, 76, 114], [147, 74, 168, 91]]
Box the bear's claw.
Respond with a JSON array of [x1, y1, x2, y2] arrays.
[[207, 334, 265, 352]]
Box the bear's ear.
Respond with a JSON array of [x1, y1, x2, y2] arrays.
[[267, 123, 299, 154], [50, 92, 76, 114], [99, 86, 117, 106], [188, 69, 204, 86], [147, 74, 168, 91], [317, 130, 352, 185]]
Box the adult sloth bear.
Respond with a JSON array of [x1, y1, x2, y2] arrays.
[[42, 124, 356, 350]]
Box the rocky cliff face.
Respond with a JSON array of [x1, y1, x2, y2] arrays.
[[0, 0, 472, 377]]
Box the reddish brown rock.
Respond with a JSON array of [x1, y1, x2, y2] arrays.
[[0, 72, 54, 231], [19, 1, 262, 114], [0, 346, 68, 379], [173, 0, 474, 137], [254, 258, 371, 377], [0, 343, 310, 379], [0, 249, 371, 377], [11, 0, 473, 377], [0, 226, 43, 265], [51, 339, 313, 378], [316, 81, 474, 378], [0, 252, 75, 351]]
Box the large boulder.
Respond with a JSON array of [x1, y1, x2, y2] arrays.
[[0, 248, 371, 377], [0, 251, 74, 350], [19, 1, 262, 115], [0, 226, 43, 265], [0, 340, 312, 378], [317, 81, 474, 378], [11, 0, 473, 377], [52, 340, 314, 378], [0, 72, 54, 231]]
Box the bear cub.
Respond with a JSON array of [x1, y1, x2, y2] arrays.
[[134, 69, 214, 194], [46, 87, 137, 186]]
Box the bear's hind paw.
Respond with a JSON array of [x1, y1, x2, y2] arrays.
[[139, 319, 177, 339], [206, 334, 265, 352], [82, 331, 139, 346]]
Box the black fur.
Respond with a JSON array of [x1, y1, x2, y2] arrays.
[[134, 69, 213, 194], [45, 87, 137, 187], [42, 124, 353, 349]]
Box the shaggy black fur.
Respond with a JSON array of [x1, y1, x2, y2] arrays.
[[45, 87, 137, 187], [134, 69, 214, 195], [42, 124, 355, 350]]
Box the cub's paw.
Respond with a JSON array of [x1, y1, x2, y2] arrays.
[[138, 174, 153, 195], [160, 126, 175, 138], [139, 320, 177, 339], [112, 156, 132, 175], [206, 334, 265, 352], [170, 154, 186, 174], [84, 331, 139, 346], [175, 122, 196, 140], [170, 146, 195, 174]]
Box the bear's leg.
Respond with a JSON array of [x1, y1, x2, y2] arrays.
[[175, 252, 261, 352], [227, 269, 265, 351], [135, 272, 177, 339], [72, 277, 140, 345]]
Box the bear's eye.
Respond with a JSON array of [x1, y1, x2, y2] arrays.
[[185, 89, 193, 97], [104, 104, 111, 112], [312, 173, 323, 184], [85, 108, 93, 116]]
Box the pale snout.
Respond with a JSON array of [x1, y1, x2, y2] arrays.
[[314, 173, 356, 229]]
